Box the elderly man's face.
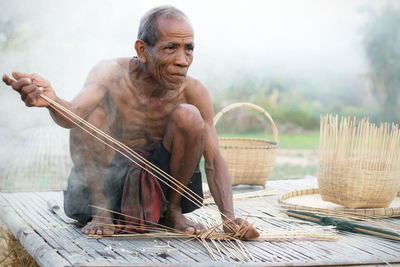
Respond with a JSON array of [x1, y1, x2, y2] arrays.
[[146, 17, 194, 90]]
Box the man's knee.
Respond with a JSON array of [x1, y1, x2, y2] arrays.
[[172, 104, 205, 137]]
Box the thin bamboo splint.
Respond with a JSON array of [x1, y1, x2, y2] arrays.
[[37, 94, 337, 261]]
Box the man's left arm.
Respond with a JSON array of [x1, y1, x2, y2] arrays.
[[187, 79, 259, 239]]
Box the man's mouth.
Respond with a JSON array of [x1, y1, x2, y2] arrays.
[[170, 73, 186, 78]]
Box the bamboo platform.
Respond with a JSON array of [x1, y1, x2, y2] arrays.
[[1, 176, 400, 266]]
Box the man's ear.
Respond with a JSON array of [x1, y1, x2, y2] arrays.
[[135, 40, 148, 64]]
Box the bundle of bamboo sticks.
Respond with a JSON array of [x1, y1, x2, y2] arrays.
[[38, 94, 338, 261], [318, 115, 400, 209]]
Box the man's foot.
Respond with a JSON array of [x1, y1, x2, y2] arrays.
[[161, 209, 205, 235], [81, 212, 115, 235]]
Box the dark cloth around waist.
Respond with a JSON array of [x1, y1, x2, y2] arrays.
[[63, 141, 203, 225]]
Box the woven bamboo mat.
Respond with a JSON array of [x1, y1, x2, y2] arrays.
[[0, 126, 72, 192], [1, 177, 400, 266], [279, 188, 400, 218]]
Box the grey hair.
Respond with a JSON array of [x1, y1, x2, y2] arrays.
[[137, 5, 188, 47]]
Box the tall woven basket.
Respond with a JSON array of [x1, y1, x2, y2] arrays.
[[214, 102, 279, 187], [318, 115, 400, 209]]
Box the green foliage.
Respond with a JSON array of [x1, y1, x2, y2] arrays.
[[218, 132, 320, 150], [209, 4, 400, 130], [210, 65, 377, 131], [362, 4, 400, 122], [271, 103, 320, 130]]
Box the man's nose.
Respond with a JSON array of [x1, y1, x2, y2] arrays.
[[174, 49, 189, 67]]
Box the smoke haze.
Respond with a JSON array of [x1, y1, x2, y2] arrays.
[[0, 0, 396, 134]]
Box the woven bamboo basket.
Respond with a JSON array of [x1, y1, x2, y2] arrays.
[[318, 115, 400, 209], [214, 102, 279, 187]]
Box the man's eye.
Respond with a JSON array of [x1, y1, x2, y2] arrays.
[[165, 44, 175, 50]]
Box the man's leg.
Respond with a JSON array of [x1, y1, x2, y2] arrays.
[[66, 106, 116, 235], [63, 166, 92, 224], [162, 104, 206, 234]]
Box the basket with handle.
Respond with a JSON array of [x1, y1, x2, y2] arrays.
[[214, 102, 279, 187]]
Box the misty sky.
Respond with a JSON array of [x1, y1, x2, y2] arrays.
[[0, 0, 395, 132]]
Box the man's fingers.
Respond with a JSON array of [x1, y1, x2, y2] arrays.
[[234, 219, 260, 239], [4, 73, 50, 94], [12, 71, 32, 80], [223, 218, 260, 239], [233, 218, 247, 231], [20, 83, 37, 96], [242, 225, 260, 239], [25, 88, 44, 107], [185, 226, 195, 235], [2, 74, 14, 86], [12, 78, 32, 92], [23, 85, 41, 106], [31, 73, 50, 87]]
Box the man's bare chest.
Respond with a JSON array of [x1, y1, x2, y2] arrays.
[[105, 91, 182, 145]]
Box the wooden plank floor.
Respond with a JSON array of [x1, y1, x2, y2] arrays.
[[1, 176, 400, 266]]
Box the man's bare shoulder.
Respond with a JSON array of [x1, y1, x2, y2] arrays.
[[183, 76, 213, 118], [183, 76, 208, 99], [86, 58, 130, 85]]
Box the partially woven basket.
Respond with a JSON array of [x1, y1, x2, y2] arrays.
[[214, 102, 279, 187], [318, 115, 400, 209]]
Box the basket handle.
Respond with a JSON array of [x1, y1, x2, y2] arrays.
[[213, 102, 279, 143]]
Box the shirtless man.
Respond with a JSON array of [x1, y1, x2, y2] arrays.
[[2, 6, 259, 239]]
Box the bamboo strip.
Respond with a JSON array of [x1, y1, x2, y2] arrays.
[[40, 94, 238, 225], [43, 96, 204, 209], [318, 115, 400, 209]]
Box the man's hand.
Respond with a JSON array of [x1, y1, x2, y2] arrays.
[[2, 72, 56, 107], [223, 217, 260, 239]]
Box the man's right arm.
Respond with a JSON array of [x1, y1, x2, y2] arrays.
[[47, 83, 107, 128], [2, 61, 111, 128]]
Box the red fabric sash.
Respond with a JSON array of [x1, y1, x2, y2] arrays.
[[121, 157, 166, 232]]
